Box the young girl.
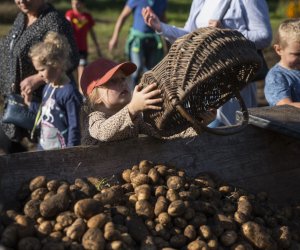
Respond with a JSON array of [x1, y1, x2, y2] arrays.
[[25, 31, 82, 150], [80, 58, 215, 145], [264, 18, 300, 108]]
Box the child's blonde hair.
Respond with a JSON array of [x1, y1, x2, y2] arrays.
[[275, 18, 300, 48], [29, 31, 71, 71], [85, 87, 102, 111]]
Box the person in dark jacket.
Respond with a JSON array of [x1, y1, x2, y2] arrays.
[[0, 0, 79, 152]]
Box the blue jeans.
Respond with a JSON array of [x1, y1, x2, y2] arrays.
[[129, 37, 163, 86]]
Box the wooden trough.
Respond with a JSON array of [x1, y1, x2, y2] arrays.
[[0, 105, 299, 208]]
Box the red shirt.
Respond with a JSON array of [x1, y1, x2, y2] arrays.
[[65, 10, 95, 52]]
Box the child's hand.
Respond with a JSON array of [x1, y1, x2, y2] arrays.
[[208, 20, 223, 28], [128, 83, 162, 118], [21, 91, 32, 106], [142, 7, 162, 32]]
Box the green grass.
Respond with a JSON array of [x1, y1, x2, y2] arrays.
[[0, 0, 289, 63]]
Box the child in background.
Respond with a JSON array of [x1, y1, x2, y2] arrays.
[[25, 32, 82, 150], [264, 18, 300, 108], [65, 0, 102, 91], [80, 58, 215, 145]]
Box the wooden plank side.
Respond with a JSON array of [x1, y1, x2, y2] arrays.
[[0, 125, 300, 206]]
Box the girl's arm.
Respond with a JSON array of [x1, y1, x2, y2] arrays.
[[88, 106, 140, 142], [142, 0, 205, 43], [239, 0, 272, 49], [88, 83, 162, 142], [108, 5, 132, 52], [66, 95, 82, 147]]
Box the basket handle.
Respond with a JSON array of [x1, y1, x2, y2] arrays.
[[176, 91, 249, 136]]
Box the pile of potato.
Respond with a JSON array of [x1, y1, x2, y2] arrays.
[[1, 160, 300, 250]]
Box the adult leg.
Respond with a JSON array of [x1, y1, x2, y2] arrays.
[[130, 44, 145, 88]]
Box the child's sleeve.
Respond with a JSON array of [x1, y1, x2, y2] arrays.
[[66, 94, 82, 147], [264, 71, 291, 106], [88, 106, 140, 142], [29, 99, 41, 114]]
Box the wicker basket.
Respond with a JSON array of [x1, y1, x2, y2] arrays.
[[140, 27, 262, 136]]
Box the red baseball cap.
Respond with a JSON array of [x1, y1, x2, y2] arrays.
[[80, 58, 137, 96]]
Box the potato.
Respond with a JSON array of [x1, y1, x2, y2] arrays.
[[199, 225, 212, 240], [214, 213, 236, 230], [46, 180, 60, 192], [131, 173, 150, 186], [220, 230, 237, 246], [139, 160, 154, 174], [230, 241, 254, 250], [18, 237, 41, 250], [29, 176, 47, 191], [69, 242, 85, 250], [74, 199, 103, 220], [104, 222, 121, 241], [106, 240, 125, 250], [24, 199, 41, 219], [275, 226, 291, 249], [154, 236, 169, 248], [194, 174, 215, 188], [140, 235, 157, 250], [49, 231, 63, 241], [184, 207, 195, 220], [235, 196, 252, 224], [121, 232, 134, 246], [241, 221, 276, 249], [56, 211, 77, 228], [126, 216, 149, 243], [207, 237, 219, 250], [15, 214, 35, 238], [155, 165, 168, 176], [148, 168, 160, 184], [56, 183, 70, 194], [167, 176, 184, 191], [40, 192, 70, 218], [43, 191, 56, 201], [183, 225, 197, 241], [169, 234, 187, 248], [121, 169, 132, 183], [155, 186, 167, 197], [82, 228, 105, 250], [168, 200, 185, 217], [166, 189, 180, 202], [37, 220, 53, 236], [94, 186, 124, 205], [1, 224, 18, 248], [66, 218, 86, 241], [31, 188, 48, 201], [187, 240, 208, 250], [155, 223, 170, 240], [154, 196, 168, 216], [135, 184, 151, 201], [173, 217, 187, 229], [87, 213, 108, 229], [158, 212, 171, 226], [135, 200, 154, 219], [190, 213, 207, 228], [219, 185, 233, 195]]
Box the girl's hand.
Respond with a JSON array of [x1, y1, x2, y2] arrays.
[[208, 20, 223, 28], [20, 74, 45, 95], [142, 7, 162, 32], [21, 91, 32, 106], [128, 83, 162, 118]]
